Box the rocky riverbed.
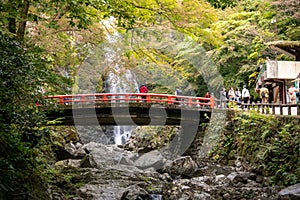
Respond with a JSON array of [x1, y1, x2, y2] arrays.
[[49, 140, 300, 200]]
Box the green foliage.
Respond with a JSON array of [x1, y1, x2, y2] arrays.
[[211, 3, 274, 90], [206, 0, 238, 9], [129, 126, 178, 153], [271, 0, 300, 41], [210, 111, 300, 186], [0, 32, 62, 198]]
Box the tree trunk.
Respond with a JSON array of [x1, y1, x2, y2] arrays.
[[8, 18, 16, 34], [17, 0, 29, 41]]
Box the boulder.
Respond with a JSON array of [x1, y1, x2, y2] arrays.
[[134, 150, 165, 170], [55, 159, 81, 168], [162, 156, 198, 178], [279, 183, 300, 199]]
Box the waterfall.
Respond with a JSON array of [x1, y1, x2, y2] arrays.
[[74, 17, 140, 145], [105, 68, 139, 145], [102, 23, 139, 144]]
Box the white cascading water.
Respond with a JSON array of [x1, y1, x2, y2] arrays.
[[104, 29, 139, 145], [105, 68, 139, 144]]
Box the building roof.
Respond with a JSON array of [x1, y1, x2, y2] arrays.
[[267, 41, 300, 61], [292, 73, 300, 82]]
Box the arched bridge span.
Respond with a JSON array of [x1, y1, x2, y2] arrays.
[[43, 93, 214, 126]]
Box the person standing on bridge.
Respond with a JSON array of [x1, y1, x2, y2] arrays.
[[220, 87, 227, 108], [242, 85, 250, 108], [235, 87, 241, 103], [175, 86, 182, 104], [204, 92, 211, 103], [139, 84, 148, 102], [228, 87, 235, 102]]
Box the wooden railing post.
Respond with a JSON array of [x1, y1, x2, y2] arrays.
[[59, 96, 64, 105], [210, 97, 214, 108], [146, 94, 150, 103], [103, 94, 107, 103], [125, 94, 129, 103], [167, 96, 173, 104], [82, 96, 86, 106], [188, 98, 192, 107]]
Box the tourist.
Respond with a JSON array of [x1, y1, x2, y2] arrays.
[[235, 87, 241, 103], [139, 84, 148, 102], [242, 85, 250, 108], [204, 92, 211, 103], [220, 87, 227, 108], [288, 84, 299, 104], [260, 85, 269, 103], [175, 86, 182, 103], [228, 87, 235, 102]]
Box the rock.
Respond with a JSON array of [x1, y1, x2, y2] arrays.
[[162, 156, 198, 178], [120, 185, 149, 200], [74, 146, 87, 158], [134, 150, 165, 170], [194, 192, 211, 200], [226, 172, 248, 184], [53, 145, 74, 160], [74, 167, 165, 200], [83, 142, 138, 170], [54, 159, 81, 168], [65, 142, 76, 155], [80, 155, 96, 168], [75, 142, 83, 149], [215, 174, 226, 184], [279, 183, 300, 199], [223, 192, 231, 200]]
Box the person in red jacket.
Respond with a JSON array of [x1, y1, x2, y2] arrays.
[[204, 92, 211, 103], [139, 84, 148, 102]]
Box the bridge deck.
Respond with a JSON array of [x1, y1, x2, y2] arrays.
[[45, 103, 212, 126]]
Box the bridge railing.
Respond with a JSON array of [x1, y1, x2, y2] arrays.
[[241, 102, 300, 116], [213, 98, 300, 115], [43, 93, 214, 108]]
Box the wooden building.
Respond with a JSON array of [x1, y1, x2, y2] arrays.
[[256, 41, 300, 104]]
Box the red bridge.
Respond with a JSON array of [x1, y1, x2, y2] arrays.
[[44, 93, 214, 126]]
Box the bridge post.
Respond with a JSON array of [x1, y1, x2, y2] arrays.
[[103, 94, 107, 103], [188, 98, 192, 107], [210, 97, 214, 108], [167, 96, 172, 104], [146, 94, 150, 103], [59, 96, 64, 105], [81, 96, 86, 106]]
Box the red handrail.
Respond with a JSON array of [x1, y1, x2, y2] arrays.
[[44, 93, 214, 108]]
